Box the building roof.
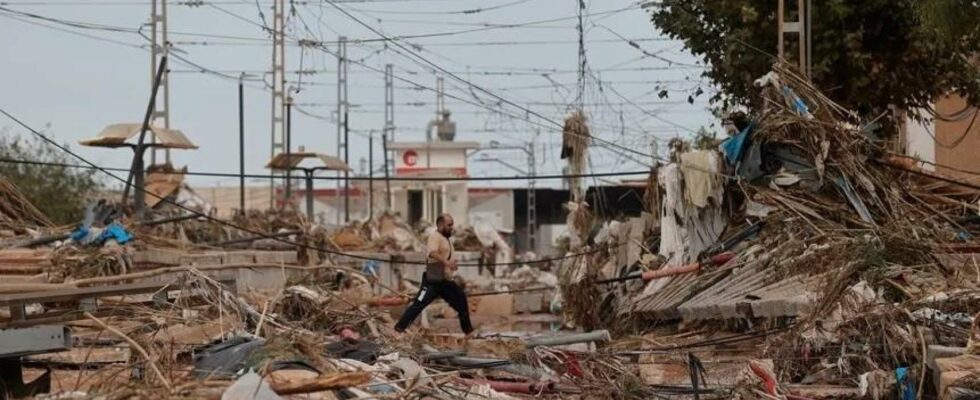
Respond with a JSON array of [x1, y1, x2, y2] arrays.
[[266, 152, 351, 172], [79, 123, 197, 149], [386, 141, 480, 150]]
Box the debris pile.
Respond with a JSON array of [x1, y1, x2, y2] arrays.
[[554, 63, 980, 398], [0, 175, 52, 233], [1, 63, 978, 400]]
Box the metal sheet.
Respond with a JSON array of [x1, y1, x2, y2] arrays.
[[0, 325, 71, 358], [266, 152, 351, 171], [79, 123, 197, 149]]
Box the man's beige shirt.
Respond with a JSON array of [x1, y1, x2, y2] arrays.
[[426, 231, 453, 281]]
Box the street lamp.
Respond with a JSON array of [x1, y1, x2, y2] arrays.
[[266, 151, 351, 221]]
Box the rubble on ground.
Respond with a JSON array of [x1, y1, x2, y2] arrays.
[[0, 63, 977, 399]]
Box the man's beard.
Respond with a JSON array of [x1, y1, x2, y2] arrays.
[[441, 228, 452, 238]]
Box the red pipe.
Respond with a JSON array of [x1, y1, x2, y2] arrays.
[[749, 360, 778, 396], [640, 251, 736, 281]]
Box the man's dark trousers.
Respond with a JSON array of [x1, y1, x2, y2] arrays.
[[394, 273, 473, 334]]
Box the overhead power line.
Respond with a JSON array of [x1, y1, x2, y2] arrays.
[[343, 0, 539, 15], [319, 0, 675, 169], [0, 107, 623, 268], [1, 3, 669, 165], [0, 157, 653, 182], [4, 3, 715, 175]]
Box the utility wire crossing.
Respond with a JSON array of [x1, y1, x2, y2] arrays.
[[0, 107, 624, 269]]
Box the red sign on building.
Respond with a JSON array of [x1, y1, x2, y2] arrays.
[[403, 150, 418, 167]]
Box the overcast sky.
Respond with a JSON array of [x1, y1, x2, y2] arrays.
[[0, 0, 715, 190]]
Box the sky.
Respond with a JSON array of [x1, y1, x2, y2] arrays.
[[0, 0, 717, 191]]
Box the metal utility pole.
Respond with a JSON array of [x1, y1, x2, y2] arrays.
[[344, 112, 350, 222], [285, 97, 292, 204], [336, 36, 349, 224], [436, 76, 445, 120], [383, 64, 394, 211], [777, 0, 811, 78], [270, 0, 287, 209], [368, 134, 374, 219], [382, 136, 391, 212], [304, 170, 315, 219], [149, 0, 171, 166], [575, 0, 586, 112], [478, 141, 538, 252], [239, 74, 245, 214], [384, 64, 395, 143], [124, 57, 168, 219], [526, 140, 537, 252]]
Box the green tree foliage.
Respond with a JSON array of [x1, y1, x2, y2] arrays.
[[0, 129, 104, 225], [649, 0, 980, 118]]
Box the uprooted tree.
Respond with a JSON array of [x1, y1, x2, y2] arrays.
[[0, 128, 103, 225], [648, 0, 980, 119]]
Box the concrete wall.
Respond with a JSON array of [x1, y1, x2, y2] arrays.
[[394, 146, 468, 172], [468, 189, 514, 231], [905, 108, 937, 171], [535, 223, 568, 256], [386, 183, 468, 227], [191, 186, 274, 217], [443, 182, 468, 226], [934, 94, 980, 183]]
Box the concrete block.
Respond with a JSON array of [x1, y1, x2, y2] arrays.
[[639, 357, 768, 387], [221, 252, 256, 265], [474, 294, 513, 316], [514, 292, 544, 314], [933, 355, 980, 399], [254, 251, 298, 264], [132, 249, 183, 265], [0, 325, 71, 358], [234, 267, 291, 295], [180, 254, 222, 265], [638, 362, 689, 386], [928, 346, 968, 391]]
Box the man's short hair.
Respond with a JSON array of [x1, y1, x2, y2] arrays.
[[436, 213, 452, 226]]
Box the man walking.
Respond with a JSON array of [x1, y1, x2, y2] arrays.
[[394, 213, 474, 335]]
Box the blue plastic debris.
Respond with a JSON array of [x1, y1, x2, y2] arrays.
[[70, 226, 93, 244], [362, 260, 380, 277], [781, 86, 812, 118], [100, 223, 133, 245], [70, 222, 133, 246], [720, 122, 754, 167], [895, 367, 916, 400]]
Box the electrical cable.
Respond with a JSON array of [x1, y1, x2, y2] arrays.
[[318, 0, 701, 172], [0, 157, 653, 181], [0, 107, 625, 268], [925, 103, 976, 122], [4, 3, 730, 180], [210, 2, 640, 42], [923, 108, 979, 149], [343, 0, 538, 16], [0, 5, 268, 87], [592, 24, 701, 68]]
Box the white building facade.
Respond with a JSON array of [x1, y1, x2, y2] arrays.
[[386, 141, 480, 226]]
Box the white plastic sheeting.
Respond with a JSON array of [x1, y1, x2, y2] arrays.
[[648, 154, 727, 296], [473, 222, 514, 272], [221, 371, 281, 400]]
